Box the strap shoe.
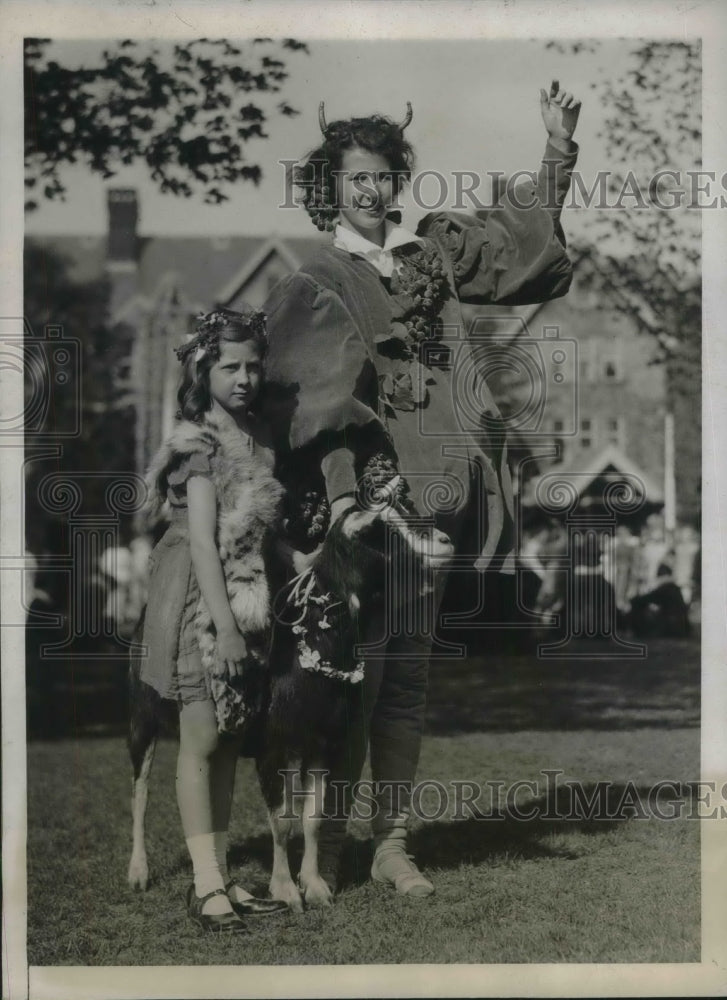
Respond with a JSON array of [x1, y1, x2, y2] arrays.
[[225, 880, 288, 917], [186, 885, 249, 933]]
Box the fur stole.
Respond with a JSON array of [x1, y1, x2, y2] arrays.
[[145, 405, 284, 731]]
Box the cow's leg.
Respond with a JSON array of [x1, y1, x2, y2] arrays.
[[298, 768, 333, 908], [127, 738, 156, 890], [127, 632, 160, 891], [266, 768, 304, 912], [267, 812, 303, 912]]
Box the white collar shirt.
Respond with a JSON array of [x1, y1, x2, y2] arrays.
[[332, 220, 424, 278]]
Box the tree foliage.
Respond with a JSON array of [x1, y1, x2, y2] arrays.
[[24, 37, 309, 210], [545, 40, 702, 523], [24, 242, 137, 550], [547, 40, 701, 365]]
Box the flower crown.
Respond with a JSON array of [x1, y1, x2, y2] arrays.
[[174, 308, 267, 364]]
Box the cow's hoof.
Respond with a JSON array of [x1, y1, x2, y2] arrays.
[[127, 858, 149, 891], [269, 877, 303, 913], [299, 874, 334, 908]]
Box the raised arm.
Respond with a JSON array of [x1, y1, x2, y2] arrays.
[[535, 79, 581, 230], [417, 80, 582, 307]]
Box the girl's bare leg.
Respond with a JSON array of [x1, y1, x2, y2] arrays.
[[177, 699, 233, 915], [209, 732, 255, 902]]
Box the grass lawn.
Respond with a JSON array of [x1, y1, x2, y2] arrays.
[[26, 637, 700, 965]]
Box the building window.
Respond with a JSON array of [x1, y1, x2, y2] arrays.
[[601, 341, 623, 381], [578, 339, 607, 384], [606, 416, 623, 448], [580, 418, 593, 450], [551, 418, 566, 461], [578, 340, 624, 384]]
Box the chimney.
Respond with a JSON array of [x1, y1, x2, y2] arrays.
[[106, 188, 140, 323], [107, 188, 139, 267]]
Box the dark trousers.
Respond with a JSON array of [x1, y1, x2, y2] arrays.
[[317, 465, 488, 881], [317, 577, 447, 881]]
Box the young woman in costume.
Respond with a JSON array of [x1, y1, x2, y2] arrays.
[[140, 307, 288, 931], [263, 81, 581, 897]]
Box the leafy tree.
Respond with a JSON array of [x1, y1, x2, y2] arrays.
[[552, 40, 701, 362], [24, 242, 137, 551], [24, 37, 309, 210], [545, 40, 701, 524]]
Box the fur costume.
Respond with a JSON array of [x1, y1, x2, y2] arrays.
[[145, 405, 284, 732]]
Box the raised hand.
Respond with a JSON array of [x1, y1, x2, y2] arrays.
[[540, 79, 581, 141]]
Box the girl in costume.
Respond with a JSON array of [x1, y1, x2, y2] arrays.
[[264, 81, 581, 897], [140, 307, 288, 931]]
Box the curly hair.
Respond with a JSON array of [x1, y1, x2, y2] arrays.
[[176, 306, 267, 423], [292, 114, 416, 231]]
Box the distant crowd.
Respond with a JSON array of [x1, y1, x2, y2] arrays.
[[518, 513, 699, 638], [25, 513, 699, 646]]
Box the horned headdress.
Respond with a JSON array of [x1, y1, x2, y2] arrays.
[[317, 101, 413, 136]]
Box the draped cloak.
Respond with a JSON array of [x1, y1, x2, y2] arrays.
[[263, 140, 578, 572]]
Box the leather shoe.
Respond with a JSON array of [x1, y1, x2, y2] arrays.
[[186, 885, 249, 933], [371, 848, 434, 898], [225, 880, 288, 916]]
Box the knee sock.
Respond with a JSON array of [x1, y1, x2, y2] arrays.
[[213, 831, 253, 902], [373, 809, 409, 853], [373, 821, 408, 855], [185, 833, 231, 914], [371, 816, 433, 895]]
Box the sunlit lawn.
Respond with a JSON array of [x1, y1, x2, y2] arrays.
[[27, 637, 700, 965]]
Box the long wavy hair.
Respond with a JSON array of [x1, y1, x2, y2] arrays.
[[292, 114, 416, 231], [176, 307, 267, 423]]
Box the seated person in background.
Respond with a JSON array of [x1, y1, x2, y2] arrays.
[[629, 563, 691, 638]]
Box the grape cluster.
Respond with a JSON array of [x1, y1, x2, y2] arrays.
[[359, 452, 414, 511], [391, 246, 448, 346], [296, 168, 338, 232], [285, 488, 331, 546]]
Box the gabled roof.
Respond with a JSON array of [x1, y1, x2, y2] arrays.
[[214, 236, 310, 304], [137, 236, 263, 301], [25, 232, 324, 304], [135, 234, 323, 302], [523, 442, 664, 507], [28, 231, 324, 325]]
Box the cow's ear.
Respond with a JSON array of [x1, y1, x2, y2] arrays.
[[348, 593, 360, 615]]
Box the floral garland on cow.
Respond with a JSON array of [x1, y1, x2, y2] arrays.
[[278, 453, 415, 685]]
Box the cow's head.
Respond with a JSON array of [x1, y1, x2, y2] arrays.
[[312, 479, 454, 617]]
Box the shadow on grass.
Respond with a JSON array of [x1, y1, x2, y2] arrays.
[[426, 637, 700, 734], [216, 782, 682, 891], [27, 635, 700, 740]]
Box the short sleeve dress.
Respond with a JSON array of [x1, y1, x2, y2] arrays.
[[139, 427, 275, 705]]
